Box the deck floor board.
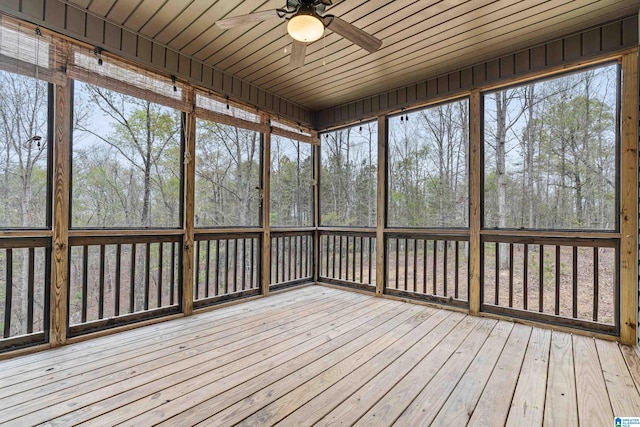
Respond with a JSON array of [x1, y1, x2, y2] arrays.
[[0, 285, 638, 426]]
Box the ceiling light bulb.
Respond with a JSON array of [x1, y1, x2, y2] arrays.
[[287, 12, 324, 42]]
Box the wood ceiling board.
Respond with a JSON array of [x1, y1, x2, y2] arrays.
[[215, 0, 406, 75], [174, 0, 272, 55], [86, 0, 116, 17], [253, 0, 492, 93], [193, 14, 285, 64], [69, 0, 91, 8], [138, 0, 197, 39], [122, 0, 170, 33], [277, 0, 622, 105], [151, 0, 215, 44], [273, 0, 547, 101], [302, 1, 633, 109], [106, 0, 142, 25]]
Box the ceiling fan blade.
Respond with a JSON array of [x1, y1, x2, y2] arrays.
[[290, 40, 307, 68], [215, 9, 280, 30], [323, 15, 382, 53]]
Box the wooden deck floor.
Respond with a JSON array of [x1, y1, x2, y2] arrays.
[[1, 285, 640, 426]]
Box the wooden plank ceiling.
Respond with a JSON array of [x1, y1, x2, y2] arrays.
[[64, 0, 639, 111]]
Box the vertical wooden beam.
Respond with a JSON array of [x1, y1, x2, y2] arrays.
[[182, 87, 196, 316], [312, 133, 320, 284], [261, 114, 271, 296], [375, 116, 386, 296], [469, 90, 482, 315], [50, 79, 71, 347], [619, 50, 638, 345]]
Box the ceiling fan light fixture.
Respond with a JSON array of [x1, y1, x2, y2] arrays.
[[287, 7, 324, 42]]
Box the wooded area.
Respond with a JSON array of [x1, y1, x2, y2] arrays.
[[483, 64, 618, 231], [320, 122, 377, 227], [387, 99, 469, 227]]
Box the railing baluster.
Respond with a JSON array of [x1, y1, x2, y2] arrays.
[[99, 245, 105, 319], [454, 241, 459, 299], [275, 236, 280, 284], [539, 244, 544, 313], [204, 240, 210, 299], [4, 248, 13, 338], [394, 238, 399, 289], [495, 242, 500, 305], [130, 244, 136, 313], [27, 247, 35, 334], [332, 235, 337, 279], [433, 240, 437, 295], [593, 247, 599, 322], [509, 243, 514, 308], [402, 238, 407, 291], [232, 239, 238, 293], [215, 239, 220, 296], [224, 239, 229, 295], [158, 242, 163, 308], [422, 239, 427, 294], [555, 245, 560, 315], [250, 238, 254, 289], [443, 241, 448, 297], [195, 240, 201, 300], [82, 245, 88, 323], [170, 242, 175, 305], [572, 246, 578, 318], [144, 243, 151, 311], [294, 236, 298, 280], [345, 236, 349, 282], [241, 239, 246, 291], [368, 237, 372, 284], [339, 236, 344, 280], [115, 244, 121, 315], [359, 236, 364, 283], [523, 244, 528, 311], [352, 236, 357, 282], [412, 239, 417, 293]]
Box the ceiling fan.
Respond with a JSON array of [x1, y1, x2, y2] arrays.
[[214, 0, 382, 68]]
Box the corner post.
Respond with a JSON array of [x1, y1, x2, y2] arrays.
[[619, 50, 638, 345], [182, 87, 196, 316], [50, 79, 71, 347], [261, 115, 271, 296], [469, 90, 482, 315], [313, 132, 320, 283], [376, 116, 387, 296]]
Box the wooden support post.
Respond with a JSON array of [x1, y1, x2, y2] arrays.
[[182, 87, 196, 316], [50, 80, 71, 347], [619, 50, 638, 346], [469, 90, 482, 315], [313, 135, 320, 283], [376, 116, 386, 296], [261, 115, 271, 296]]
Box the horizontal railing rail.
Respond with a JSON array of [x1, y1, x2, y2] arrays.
[[318, 230, 377, 291], [193, 231, 262, 308], [482, 234, 619, 334], [270, 230, 313, 290], [385, 232, 469, 307], [67, 233, 182, 336], [0, 237, 50, 352]]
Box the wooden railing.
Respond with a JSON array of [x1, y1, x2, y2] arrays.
[[385, 232, 469, 307], [318, 230, 376, 291], [193, 232, 261, 308], [68, 234, 182, 336], [270, 230, 313, 290], [482, 234, 618, 334], [0, 237, 50, 351]]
